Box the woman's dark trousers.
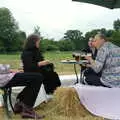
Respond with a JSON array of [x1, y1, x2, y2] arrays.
[[5, 72, 43, 107]]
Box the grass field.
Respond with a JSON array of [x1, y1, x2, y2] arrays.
[[0, 51, 80, 75]]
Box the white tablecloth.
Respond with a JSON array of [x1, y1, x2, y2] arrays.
[[74, 84, 120, 120]]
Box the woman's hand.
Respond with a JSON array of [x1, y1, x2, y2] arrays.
[[38, 60, 50, 67]]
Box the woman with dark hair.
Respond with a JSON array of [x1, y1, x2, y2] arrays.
[[22, 34, 49, 72], [21, 34, 61, 94]]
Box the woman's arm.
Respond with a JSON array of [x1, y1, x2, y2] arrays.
[[38, 60, 50, 67]]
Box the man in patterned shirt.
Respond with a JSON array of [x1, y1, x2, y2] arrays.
[[85, 33, 120, 88]]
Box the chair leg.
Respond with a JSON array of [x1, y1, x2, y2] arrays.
[[8, 88, 15, 113], [2, 88, 11, 118]]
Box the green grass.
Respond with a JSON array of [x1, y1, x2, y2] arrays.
[[0, 51, 80, 75], [0, 54, 21, 69]]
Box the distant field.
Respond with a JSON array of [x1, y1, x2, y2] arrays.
[[0, 51, 80, 75]]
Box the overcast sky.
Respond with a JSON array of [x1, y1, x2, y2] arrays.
[[0, 0, 120, 40]]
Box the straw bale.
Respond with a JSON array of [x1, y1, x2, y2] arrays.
[[53, 87, 91, 117], [35, 87, 103, 120]]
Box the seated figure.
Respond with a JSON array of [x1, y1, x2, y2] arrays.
[[85, 33, 120, 87], [21, 34, 61, 94], [0, 64, 45, 119], [82, 37, 102, 85]]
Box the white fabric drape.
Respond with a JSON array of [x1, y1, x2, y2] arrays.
[[74, 84, 120, 120]]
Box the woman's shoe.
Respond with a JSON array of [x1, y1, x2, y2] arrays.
[[21, 111, 45, 119], [14, 101, 23, 114], [21, 103, 45, 119]]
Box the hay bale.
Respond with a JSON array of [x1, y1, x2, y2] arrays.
[[53, 87, 91, 117], [36, 87, 103, 120]]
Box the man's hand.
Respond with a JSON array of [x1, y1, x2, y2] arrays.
[[85, 56, 92, 62], [85, 55, 95, 66]]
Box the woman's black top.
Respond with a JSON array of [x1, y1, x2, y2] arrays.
[[21, 48, 44, 72]]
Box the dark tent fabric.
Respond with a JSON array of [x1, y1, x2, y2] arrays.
[[72, 0, 120, 9]]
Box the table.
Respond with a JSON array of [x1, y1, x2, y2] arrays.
[[60, 60, 88, 84]]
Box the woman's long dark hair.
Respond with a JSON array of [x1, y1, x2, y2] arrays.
[[24, 34, 40, 50]]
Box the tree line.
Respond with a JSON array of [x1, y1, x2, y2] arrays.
[[0, 7, 120, 53]]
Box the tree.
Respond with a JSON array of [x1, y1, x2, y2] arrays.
[[0, 7, 23, 52], [40, 38, 59, 52], [57, 39, 75, 51], [113, 19, 120, 31], [64, 30, 85, 50], [110, 31, 120, 46], [13, 31, 26, 51]]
